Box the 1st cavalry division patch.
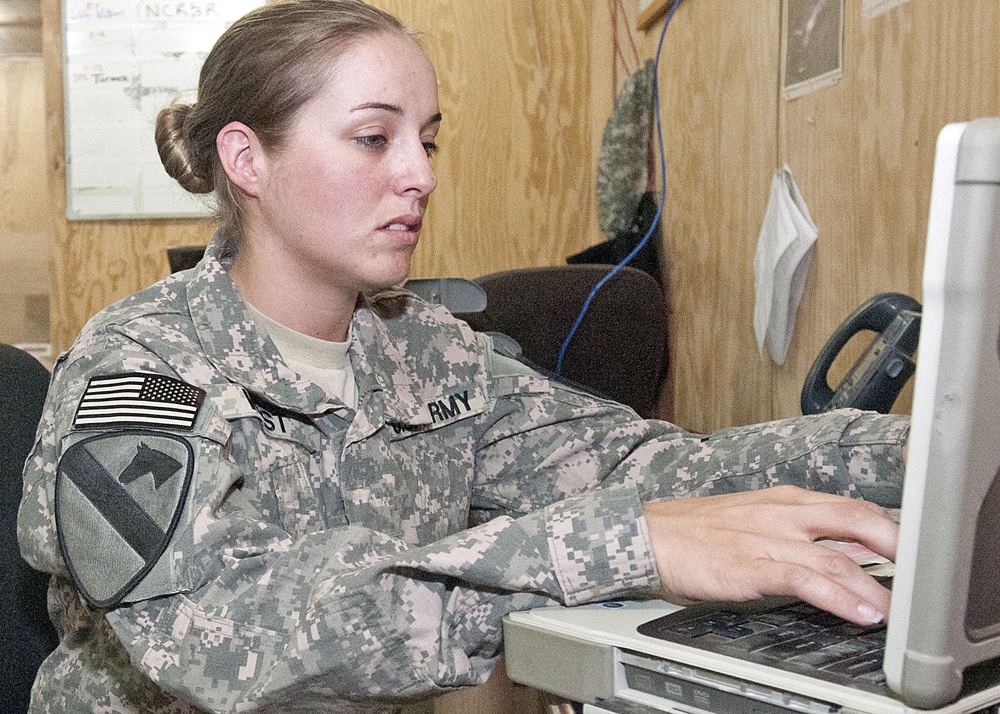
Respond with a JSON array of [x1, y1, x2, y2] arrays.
[[55, 429, 196, 607]]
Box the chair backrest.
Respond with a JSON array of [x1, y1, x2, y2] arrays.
[[458, 265, 669, 419], [403, 277, 488, 313], [167, 244, 207, 273], [0, 344, 57, 713]]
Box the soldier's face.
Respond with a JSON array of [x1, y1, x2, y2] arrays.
[[245, 33, 441, 300]]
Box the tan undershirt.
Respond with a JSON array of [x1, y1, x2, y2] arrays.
[[249, 304, 358, 410]]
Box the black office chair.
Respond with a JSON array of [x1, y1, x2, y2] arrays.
[[456, 265, 669, 419], [0, 344, 57, 713], [166, 244, 208, 273]]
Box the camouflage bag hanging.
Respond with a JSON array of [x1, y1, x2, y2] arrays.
[[573, 59, 661, 282], [595, 58, 656, 239]]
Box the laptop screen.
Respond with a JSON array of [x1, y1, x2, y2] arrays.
[[885, 118, 1000, 708]]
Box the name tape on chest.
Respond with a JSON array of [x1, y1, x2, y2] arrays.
[[426, 388, 479, 425], [386, 387, 485, 439]]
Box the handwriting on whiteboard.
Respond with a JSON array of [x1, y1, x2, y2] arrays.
[[63, 0, 261, 219]]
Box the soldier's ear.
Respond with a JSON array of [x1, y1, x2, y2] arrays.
[[216, 121, 265, 197]]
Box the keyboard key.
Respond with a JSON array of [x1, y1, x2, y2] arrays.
[[756, 631, 850, 661], [822, 649, 886, 678], [723, 621, 820, 653]]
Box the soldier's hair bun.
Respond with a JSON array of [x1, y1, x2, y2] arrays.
[[155, 102, 213, 195]]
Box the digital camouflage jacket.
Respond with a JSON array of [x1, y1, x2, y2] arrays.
[[18, 240, 909, 713]]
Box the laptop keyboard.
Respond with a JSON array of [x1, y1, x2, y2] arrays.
[[637, 588, 891, 693]]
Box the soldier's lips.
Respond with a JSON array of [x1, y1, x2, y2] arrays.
[[380, 216, 422, 245]]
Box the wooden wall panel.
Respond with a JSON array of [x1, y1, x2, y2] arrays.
[[41, 0, 1000, 427], [643, 0, 1000, 432], [43, 0, 611, 355], [775, 0, 1000, 419], [0, 56, 49, 345], [381, 0, 604, 281], [641, 0, 781, 433]]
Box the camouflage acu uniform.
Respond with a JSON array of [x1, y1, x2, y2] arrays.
[[18, 238, 909, 713]]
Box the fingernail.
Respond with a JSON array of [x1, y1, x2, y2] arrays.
[[858, 603, 885, 624]]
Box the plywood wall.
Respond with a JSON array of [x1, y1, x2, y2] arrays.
[[0, 55, 49, 347], [774, 0, 1000, 422], [642, 0, 1000, 433], [384, 1, 606, 280], [41, 0, 616, 355], [640, 0, 782, 432]]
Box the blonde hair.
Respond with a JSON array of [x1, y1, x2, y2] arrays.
[[155, 0, 415, 256]]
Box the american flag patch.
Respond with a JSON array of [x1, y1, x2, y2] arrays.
[[73, 373, 205, 430]]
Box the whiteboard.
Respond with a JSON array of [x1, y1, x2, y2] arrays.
[[62, 0, 262, 220]]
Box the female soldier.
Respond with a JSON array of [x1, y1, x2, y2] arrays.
[[18, 1, 905, 712]]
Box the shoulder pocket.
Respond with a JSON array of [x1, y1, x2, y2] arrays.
[[481, 333, 553, 398]]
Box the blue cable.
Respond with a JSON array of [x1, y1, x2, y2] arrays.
[[555, 0, 682, 377]]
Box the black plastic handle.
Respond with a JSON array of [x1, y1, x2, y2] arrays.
[[801, 292, 922, 414]]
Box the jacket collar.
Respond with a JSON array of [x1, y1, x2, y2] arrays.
[[185, 238, 328, 414], [186, 237, 487, 428]]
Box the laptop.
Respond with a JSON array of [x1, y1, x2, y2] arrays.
[[504, 117, 1000, 714]]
